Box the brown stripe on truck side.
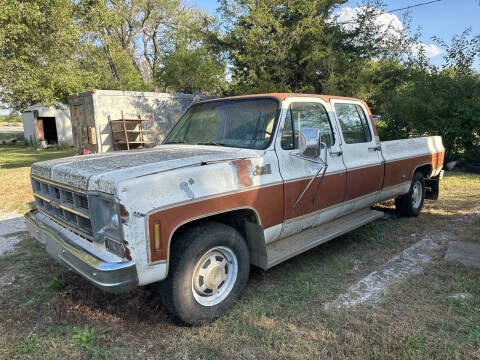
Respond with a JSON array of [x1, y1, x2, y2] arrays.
[[345, 164, 384, 201], [283, 172, 346, 220], [148, 184, 284, 262], [383, 152, 444, 188]]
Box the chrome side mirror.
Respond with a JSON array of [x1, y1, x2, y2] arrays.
[[299, 128, 321, 158], [298, 128, 327, 159], [292, 128, 329, 208]]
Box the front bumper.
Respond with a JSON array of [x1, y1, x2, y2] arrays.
[[25, 210, 138, 293]]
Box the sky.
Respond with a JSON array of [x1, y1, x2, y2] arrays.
[[193, 0, 480, 68]]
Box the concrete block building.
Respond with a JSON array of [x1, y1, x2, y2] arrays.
[[68, 90, 209, 154]]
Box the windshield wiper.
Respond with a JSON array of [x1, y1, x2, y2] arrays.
[[164, 141, 184, 144], [196, 141, 228, 147]]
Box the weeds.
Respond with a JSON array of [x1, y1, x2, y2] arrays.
[[71, 326, 112, 351], [468, 325, 480, 344], [15, 334, 40, 355], [25, 277, 65, 306]]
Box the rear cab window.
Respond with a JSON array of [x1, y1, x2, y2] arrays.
[[333, 102, 372, 144]]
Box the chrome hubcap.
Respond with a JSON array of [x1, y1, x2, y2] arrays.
[[192, 246, 238, 306], [411, 181, 422, 208]]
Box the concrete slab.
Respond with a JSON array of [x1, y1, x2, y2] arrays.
[[0, 212, 25, 255], [324, 235, 443, 310], [445, 241, 480, 270], [324, 208, 480, 310]]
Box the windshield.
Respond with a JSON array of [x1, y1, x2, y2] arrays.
[[163, 98, 279, 149]]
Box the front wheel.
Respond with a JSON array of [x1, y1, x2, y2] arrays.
[[395, 171, 425, 217], [157, 222, 250, 325]]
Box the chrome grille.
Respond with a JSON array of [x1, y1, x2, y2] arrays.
[[32, 177, 93, 239], [78, 195, 89, 210], [64, 191, 74, 204]]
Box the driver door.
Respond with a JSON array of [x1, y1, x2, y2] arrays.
[[275, 97, 347, 238]]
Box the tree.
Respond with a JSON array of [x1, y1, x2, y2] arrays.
[[378, 30, 480, 161], [214, 0, 400, 95], [155, 10, 227, 93], [76, 0, 182, 84], [0, 0, 226, 110], [0, 0, 95, 109]]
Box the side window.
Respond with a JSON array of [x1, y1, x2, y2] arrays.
[[334, 103, 372, 144], [281, 102, 335, 149]]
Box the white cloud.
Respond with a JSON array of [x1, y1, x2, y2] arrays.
[[411, 42, 444, 58], [334, 6, 443, 58]]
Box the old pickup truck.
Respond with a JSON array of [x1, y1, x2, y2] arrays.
[[25, 94, 444, 324]]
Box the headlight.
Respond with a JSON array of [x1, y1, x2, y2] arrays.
[[88, 193, 122, 244]]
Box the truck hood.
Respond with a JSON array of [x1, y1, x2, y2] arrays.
[[31, 145, 260, 194]]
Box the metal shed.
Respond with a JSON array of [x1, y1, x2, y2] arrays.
[[67, 90, 208, 154], [21, 103, 72, 144]]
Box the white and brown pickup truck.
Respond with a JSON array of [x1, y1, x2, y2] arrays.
[[25, 93, 444, 324]]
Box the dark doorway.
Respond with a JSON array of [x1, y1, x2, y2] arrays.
[[38, 117, 58, 144]]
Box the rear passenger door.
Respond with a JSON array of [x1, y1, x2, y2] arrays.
[[330, 99, 384, 211]]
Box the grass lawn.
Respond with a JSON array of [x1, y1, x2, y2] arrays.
[[0, 143, 479, 359], [0, 142, 74, 213]]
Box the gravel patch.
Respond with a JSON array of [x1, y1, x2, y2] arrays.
[[324, 208, 480, 310], [0, 212, 26, 255]]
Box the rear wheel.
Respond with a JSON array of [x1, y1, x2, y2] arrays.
[[157, 222, 249, 325], [395, 171, 425, 217]]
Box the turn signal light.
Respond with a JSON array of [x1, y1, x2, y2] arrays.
[[153, 222, 161, 251]]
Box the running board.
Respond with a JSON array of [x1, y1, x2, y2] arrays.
[[266, 208, 384, 269]]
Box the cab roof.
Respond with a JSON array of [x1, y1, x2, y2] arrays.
[[198, 93, 363, 104]]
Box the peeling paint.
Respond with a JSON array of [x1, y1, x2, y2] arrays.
[[31, 145, 260, 194], [179, 182, 195, 199], [232, 159, 253, 187]]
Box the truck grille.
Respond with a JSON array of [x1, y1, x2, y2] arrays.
[[32, 177, 93, 240]]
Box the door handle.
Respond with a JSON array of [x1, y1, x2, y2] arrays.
[[368, 145, 381, 151], [329, 150, 343, 156]]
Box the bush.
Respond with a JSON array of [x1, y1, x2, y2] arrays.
[[384, 70, 480, 162]]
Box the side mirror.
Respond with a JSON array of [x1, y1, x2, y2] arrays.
[[292, 128, 329, 209], [299, 128, 326, 158]]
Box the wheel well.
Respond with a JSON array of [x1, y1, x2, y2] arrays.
[[168, 209, 268, 271], [414, 164, 432, 179]]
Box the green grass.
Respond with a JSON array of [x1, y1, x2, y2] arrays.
[[0, 143, 74, 213], [0, 143, 74, 169], [24, 277, 65, 306]]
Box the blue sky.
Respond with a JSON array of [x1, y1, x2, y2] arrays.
[[193, 0, 480, 67]]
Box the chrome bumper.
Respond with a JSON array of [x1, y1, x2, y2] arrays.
[[24, 210, 138, 293]]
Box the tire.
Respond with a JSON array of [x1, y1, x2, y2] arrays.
[[395, 172, 425, 217], [157, 222, 250, 325]]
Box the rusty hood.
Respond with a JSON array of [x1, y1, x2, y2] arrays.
[[31, 145, 260, 194]]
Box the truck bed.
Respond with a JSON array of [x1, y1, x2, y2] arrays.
[[381, 136, 444, 189]]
